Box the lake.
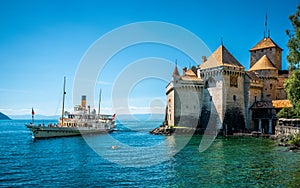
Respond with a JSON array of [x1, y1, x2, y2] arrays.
[[1, 120, 300, 187]]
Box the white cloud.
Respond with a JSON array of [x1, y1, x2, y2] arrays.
[[112, 105, 165, 115], [0, 88, 29, 94], [0, 108, 33, 115], [96, 81, 112, 85]]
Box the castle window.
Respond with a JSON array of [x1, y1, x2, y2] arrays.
[[206, 77, 216, 88], [233, 95, 236, 101], [186, 105, 188, 109], [204, 81, 208, 89], [230, 75, 238, 88], [270, 84, 273, 89]]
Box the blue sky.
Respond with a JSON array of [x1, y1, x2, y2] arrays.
[[0, 0, 299, 116]]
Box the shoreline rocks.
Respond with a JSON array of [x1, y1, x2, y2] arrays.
[[150, 125, 174, 136], [271, 134, 300, 152]]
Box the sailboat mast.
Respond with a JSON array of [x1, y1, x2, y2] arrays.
[[98, 89, 102, 117], [61, 77, 66, 125]]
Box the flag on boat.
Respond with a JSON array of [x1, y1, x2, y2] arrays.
[[32, 108, 35, 115], [112, 113, 116, 120]]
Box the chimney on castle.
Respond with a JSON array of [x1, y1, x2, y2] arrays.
[[202, 56, 207, 63], [182, 67, 187, 76], [81, 95, 86, 108]]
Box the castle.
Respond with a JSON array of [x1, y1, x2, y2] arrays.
[[165, 35, 291, 135]]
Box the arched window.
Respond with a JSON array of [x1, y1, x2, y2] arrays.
[[207, 77, 216, 88]]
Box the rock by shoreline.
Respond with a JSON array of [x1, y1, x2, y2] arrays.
[[150, 125, 174, 136], [271, 134, 300, 152]]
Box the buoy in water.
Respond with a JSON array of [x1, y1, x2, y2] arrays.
[[112, 145, 118, 149]]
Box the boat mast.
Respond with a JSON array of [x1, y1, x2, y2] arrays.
[[98, 89, 102, 117], [61, 77, 66, 125]]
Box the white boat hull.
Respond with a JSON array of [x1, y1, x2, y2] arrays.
[[26, 124, 114, 139]]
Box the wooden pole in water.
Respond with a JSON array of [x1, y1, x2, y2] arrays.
[[98, 89, 102, 118], [31, 108, 34, 124], [61, 77, 66, 125]]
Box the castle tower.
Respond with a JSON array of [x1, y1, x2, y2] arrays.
[[199, 45, 248, 134], [249, 37, 283, 70], [248, 34, 286, 134], [166, 64, 203, 127], [248, 55, 278, 101]]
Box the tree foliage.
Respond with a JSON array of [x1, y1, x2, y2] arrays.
[[284, 69, 300, 117], [279, 5, 300, 118], [288, 134, 300, 147], [277, 107, 297, 119], [286, 5, 300, 70]]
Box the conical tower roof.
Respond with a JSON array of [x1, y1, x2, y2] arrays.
[[172, 65, 179, 76], [249, 55, 277, 71], [199, 45, 244, 69], [250, 37, 282, 51]]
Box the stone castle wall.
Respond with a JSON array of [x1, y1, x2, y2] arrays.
[[166, 76, 203, 127], [199, 66, 248, 133]]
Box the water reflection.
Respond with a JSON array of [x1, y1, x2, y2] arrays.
[[171, 136, 300, 187]]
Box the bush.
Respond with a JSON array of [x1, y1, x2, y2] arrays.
[[277, 108, 296, 118], [288, 134, 300, 147]]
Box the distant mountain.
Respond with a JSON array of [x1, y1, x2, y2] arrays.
[[0, 112, 11, 120], [9, 114, 60, 120]]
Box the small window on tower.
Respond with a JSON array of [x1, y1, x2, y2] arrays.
[[233, 95, 236, 101], [270, 84, 273, 89], [230, 76, 238, 88]]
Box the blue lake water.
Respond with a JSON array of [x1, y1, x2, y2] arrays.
[[1, 120, 300, 187]]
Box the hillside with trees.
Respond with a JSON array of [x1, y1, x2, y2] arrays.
[[0, 112, 11, 120]]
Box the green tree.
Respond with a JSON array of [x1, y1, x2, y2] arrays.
[[286, 5, 300, 70], [284, 70, 300, 117], [280, 5, 300, 118], [277, 107, 296, 118]]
